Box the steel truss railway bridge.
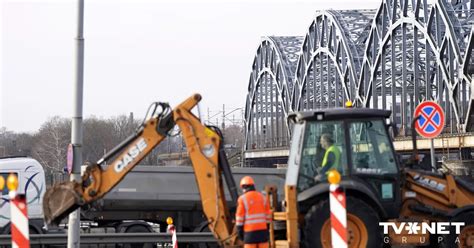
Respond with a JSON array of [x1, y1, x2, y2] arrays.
[[242, 0, 474, 166]]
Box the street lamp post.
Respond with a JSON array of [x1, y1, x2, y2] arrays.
[[68, 0, 85, 247]]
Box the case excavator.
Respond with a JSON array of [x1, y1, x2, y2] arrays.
[[43, 94, 474, 247]]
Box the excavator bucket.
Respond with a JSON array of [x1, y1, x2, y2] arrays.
[[43, 181, 84, 226]]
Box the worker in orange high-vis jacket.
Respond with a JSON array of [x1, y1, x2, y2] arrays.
[[236, 176, 272, 248]]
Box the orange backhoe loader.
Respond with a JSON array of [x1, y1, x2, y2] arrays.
[[44, 94, 241, 247], [43, 94, 474, 247]]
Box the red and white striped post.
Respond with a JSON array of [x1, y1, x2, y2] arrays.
[[7, 173, 30, 248], [166, 217, 178, 248], [328, 170, 347, 248]]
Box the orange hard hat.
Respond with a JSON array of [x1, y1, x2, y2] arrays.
[[240, 176, 255, 188]]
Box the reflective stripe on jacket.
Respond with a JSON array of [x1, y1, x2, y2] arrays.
[[236, 190, 271, 243]]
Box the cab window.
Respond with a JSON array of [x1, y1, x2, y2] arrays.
[[349, 120, 397, 174], [297, 121, 347, 192]]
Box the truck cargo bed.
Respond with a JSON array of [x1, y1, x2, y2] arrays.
[[82, 165, 286, 228]]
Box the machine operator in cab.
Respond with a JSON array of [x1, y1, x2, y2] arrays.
[[315, 133, 341, 181], [320, 133, 341, 174]]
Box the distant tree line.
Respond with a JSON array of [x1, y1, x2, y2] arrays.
[[0, 114, 243, 184]]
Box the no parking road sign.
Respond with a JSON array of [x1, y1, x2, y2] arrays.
[[414, 101, 445, 139]]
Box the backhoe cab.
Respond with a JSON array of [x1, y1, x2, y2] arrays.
[[282, 108, 400, 247], [275, 107, 474, 247]]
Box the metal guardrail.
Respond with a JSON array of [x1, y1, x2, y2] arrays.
[[0, 232, 216, 245]]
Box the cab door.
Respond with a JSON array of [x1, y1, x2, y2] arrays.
[[347, 119, 401, 218]]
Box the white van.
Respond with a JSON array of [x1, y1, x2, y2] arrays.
[[0, 156, 47, 234]]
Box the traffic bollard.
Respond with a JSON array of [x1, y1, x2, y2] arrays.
[[328, 170, 347, 248], [166, 217, 178, 248]]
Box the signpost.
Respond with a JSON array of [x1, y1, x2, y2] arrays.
[[69, 0, 85, 246], [414, 101, 445, 171]]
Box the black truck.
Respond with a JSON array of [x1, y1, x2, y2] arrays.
[[80, 165, 286, 234]]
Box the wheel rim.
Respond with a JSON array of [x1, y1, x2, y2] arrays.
[[320, 214, 368, 248], [458, 225, 474, 247]]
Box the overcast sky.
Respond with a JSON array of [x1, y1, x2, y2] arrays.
[[1, 0, 382, 133]]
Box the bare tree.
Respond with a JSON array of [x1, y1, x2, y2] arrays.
[[13, 132, 35, 156], [31, 116, 71, 175], [110, 113, 138, 142], [0, 127, 16, 156], [223, 124, 243, 148], [0, 127, 34, 157], [82, 116, 116, 164], [2, 111, 205, 176], [222, 124, 244, 167]]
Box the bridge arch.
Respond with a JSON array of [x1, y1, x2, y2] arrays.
[[357, 0, 471, 135], [243, 36, 303, 151], [292, 10, 372, 111]]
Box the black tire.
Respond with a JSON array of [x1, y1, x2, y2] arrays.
[[442, 211, 474, 248], [303, 196, 382, 248], [124, 225, 154, 248]]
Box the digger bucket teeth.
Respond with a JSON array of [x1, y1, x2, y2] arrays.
[[43, 181, 84, 226]]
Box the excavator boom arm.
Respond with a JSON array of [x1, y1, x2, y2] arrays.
[[173, 101, 238, 246], [43, 99, 182, 225], [43, 94, 239, 247]]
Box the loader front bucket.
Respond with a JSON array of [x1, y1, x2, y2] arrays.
[[43, 181, 84, 226]]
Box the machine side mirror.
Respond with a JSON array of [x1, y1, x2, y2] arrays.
[[387, 120, 399, 138]]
